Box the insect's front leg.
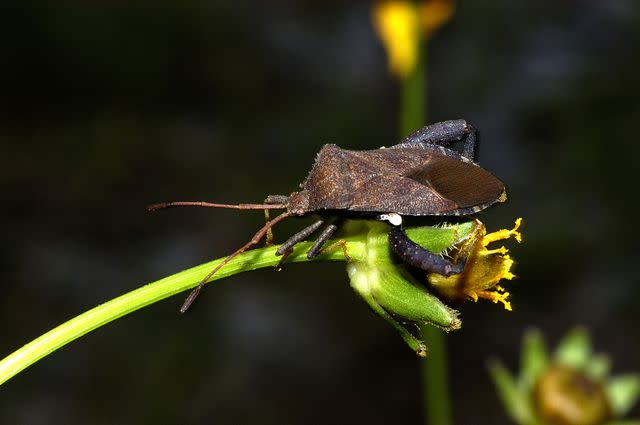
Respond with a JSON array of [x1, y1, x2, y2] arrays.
[[388, 225, 465, 276], [275, 219, 325, 256], [263, 195, 290, 245], [394, 119, 477, 161], [274, 219, 325, 270]]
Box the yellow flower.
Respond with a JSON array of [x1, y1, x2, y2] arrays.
[[428, 218, 523, 311], [372, 0, 456, 77]]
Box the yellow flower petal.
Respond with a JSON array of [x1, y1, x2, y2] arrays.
[[428, 218, 523, 311], [483, 217, 523, 245]]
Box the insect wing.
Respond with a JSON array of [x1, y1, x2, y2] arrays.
[[346, 147, 505, 216], [403, 150, 505, 209]]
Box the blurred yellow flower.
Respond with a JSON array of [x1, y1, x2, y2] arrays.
[[428, 218, 523, 311], [372, 0, 456, 77]]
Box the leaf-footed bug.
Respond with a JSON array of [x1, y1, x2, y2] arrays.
[[148, 120, 506, 312]]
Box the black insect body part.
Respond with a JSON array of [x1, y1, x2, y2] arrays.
[[149, 120, 507, 312]]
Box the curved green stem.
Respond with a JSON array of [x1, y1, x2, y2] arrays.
[[0, 219, 472, 387], [0, 239, 360, 386]]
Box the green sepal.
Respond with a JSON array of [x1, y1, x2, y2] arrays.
[[488, 359, 537, 425], [520, 328, 549, 391], [347, 261, 459, 326], [344, 220, 473, 355], [555, 327, 591, 369], [374, 264, 459, 328], [607, 374, 640, 417], [405, 221, 476, 254]]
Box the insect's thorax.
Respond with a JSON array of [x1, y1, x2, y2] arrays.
[[286, 191, 310, 216]]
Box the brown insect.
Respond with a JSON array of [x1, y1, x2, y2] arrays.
[[149, 120, 506, 312]]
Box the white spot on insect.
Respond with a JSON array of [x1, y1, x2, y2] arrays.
[[379, 213, 403, 226]]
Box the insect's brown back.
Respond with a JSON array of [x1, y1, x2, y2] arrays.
[[300, 144, 505, 216]]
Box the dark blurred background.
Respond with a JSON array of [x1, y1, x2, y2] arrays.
[[2, 1, 639, 424]]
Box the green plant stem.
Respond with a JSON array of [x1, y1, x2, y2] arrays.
[[400, 34, 453, 425], [0, 240, 357, 386], [0, 219, 471, 387], [400, 44, 426, 144], [422, 327, 452, 425]]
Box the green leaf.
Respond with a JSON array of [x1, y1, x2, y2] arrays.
[[607, 374, 640, 416], [520, 328, 549, 390], [555, 327, 591, 369]]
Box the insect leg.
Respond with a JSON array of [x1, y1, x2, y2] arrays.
[[388, 226, 465, 276], [180, 211, 292, 313], [264, 209, 274, 245], [316, 239, 351, 261], [393, 119, 477, 161], [306, 220, 341, 259], [275, 219, 325, 256], [263, 195, 290, 245]]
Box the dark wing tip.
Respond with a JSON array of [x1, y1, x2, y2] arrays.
[[406, 157, 505, 208]]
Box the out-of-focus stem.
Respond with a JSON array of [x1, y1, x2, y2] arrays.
[[400, 32, 453, 425]]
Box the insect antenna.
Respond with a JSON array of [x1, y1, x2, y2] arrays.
[[179, 210, 293, 313], [147, 201, 287, 212]]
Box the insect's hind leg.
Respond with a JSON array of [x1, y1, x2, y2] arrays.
[[388, 225, 465, 276], [394, 119, 477, 161]]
